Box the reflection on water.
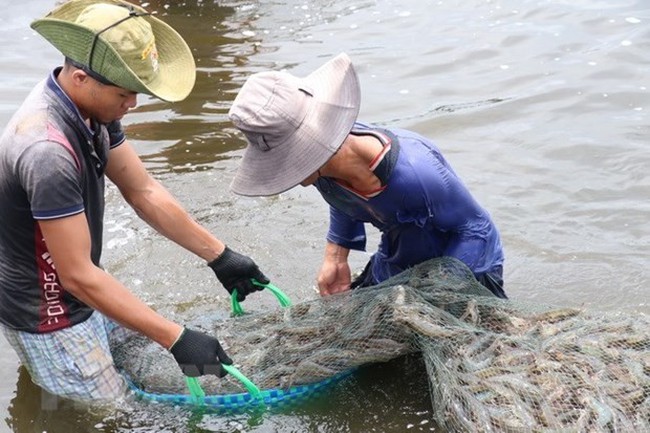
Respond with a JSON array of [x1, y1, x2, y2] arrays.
[[0, 0, 649, 431], [125, 0, 383, 172]]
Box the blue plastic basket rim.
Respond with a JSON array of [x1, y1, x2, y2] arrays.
[[123, 369, 355, 410]]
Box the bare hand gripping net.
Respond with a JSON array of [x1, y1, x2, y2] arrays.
[[111, 257, 650, 432]]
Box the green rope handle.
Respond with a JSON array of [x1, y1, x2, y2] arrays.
[[231, 279, 292, 316]]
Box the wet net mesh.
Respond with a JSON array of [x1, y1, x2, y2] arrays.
[[111, 257, 650, 432]]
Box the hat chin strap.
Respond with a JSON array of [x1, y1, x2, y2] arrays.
[[86, 5, 150, 75], [66, 57, 115, 86]]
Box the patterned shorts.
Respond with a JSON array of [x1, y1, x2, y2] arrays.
[[1, 311, 129, 401]]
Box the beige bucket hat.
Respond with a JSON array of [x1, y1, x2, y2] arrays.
[[228, 53, 361, 196], [31, 0, 195, 102]]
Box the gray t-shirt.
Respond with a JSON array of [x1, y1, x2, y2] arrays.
[[0, 68, 125, 333]]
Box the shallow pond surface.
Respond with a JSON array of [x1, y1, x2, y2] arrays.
[[0, 0, 648, 431]]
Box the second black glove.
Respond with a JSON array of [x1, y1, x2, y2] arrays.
[[208, 246, 269, 302]]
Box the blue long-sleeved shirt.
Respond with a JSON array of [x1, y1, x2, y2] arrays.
[[314, 122, 504, 285]]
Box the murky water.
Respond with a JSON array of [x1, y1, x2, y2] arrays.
[[0, 0, 648, 432]]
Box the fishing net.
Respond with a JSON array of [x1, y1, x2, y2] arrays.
[[111, 257, 650, 432]]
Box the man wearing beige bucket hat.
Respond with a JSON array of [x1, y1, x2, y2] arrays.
[[229, 53, 506, 299], [0, 0, 271, 401]]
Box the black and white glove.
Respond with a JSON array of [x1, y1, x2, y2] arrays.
[[208, 247, 270, 302], [169, 328, 232, 377]]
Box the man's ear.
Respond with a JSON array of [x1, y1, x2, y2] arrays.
[[70, 68, 90, 87]]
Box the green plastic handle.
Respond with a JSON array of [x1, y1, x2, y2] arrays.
[[184, 366, 262, 403], [185, 376, 205, 403], [231, 290, 245, 316], [222, 364, 262, 400], [231, 280, 292, 316], [252, 280, 292, 307]]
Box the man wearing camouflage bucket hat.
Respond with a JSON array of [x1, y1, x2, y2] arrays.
[[0, 0, 271, 401]]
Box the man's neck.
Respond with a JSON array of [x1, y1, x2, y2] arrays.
[[328, 135, 384, 193], [55, 67, 90, 122]]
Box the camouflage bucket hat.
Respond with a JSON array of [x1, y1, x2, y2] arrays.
[[31, 0, 196, 102]]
